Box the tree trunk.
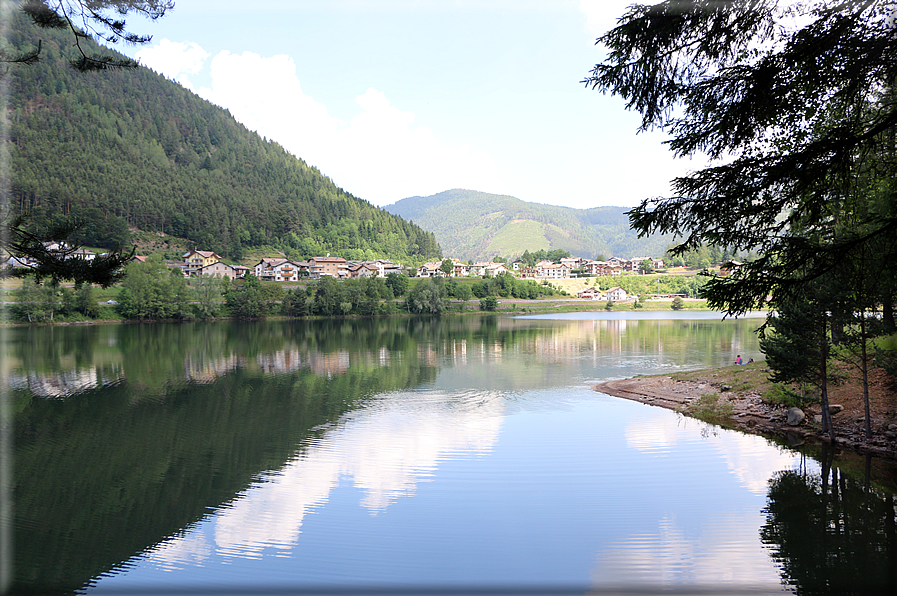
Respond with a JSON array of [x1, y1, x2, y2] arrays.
[[861, 314, 872, 439], [820, 316, 836, 443]]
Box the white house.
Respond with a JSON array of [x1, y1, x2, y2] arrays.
[[604, 286, 628, 301], [537, 263, 570, 279], [254, 258, 302, 282], [577, 287, 602, 300], [198, 261, 244, 280]]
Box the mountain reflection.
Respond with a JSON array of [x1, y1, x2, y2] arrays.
[[8, 315, 767, 594], [148, 388, 504, 567]]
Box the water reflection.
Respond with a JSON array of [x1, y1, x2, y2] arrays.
[[592, 409, 802, 592], [8, 315, 895, 594], [761, 449, 897, 595], [146, 388, 504, 569], [6, 316, 764, 402]]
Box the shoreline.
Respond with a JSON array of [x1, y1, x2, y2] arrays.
[[0, 299, 717, 327], [593, 374, 897, 460]]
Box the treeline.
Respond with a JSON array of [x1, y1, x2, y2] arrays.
[[7, 10, 440, 264], [588, 274, 708, 299], [8, 259, 565, 323], [664, 245, 745, 270]]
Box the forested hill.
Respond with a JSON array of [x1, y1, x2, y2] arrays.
[[385, 189, 675, 261], [7, 11, 440, 264]]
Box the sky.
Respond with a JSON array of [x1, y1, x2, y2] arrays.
[[115, 1, 699, 210]]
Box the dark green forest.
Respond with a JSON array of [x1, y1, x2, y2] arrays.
[[7, 10, 441, 263]]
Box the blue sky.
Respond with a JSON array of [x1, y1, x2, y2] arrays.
[[118, 1, 698, 209]]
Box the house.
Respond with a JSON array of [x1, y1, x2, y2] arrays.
[[483, 263, 510, 277], [417, 262, 446, 277], [308, 256, 347, 278], [254, 258, 302, 282], [346, 259, 403, 278], [346, 262, 381, 278], [604, 286, 628, 301], [468, 262, 490, 277], [453, 261, 470, 277], [583, 260, 620, 276], [537, 262, 570, 279], [560, 257, 581, 270], [183, 250, 222, 275], [577, 287, 602, 300], [5, 255, 35, 269], [198, 261, 245, 280], [68, 248, 96, 261], [379, 260, 404, 277], [719, 260, 743, 277]]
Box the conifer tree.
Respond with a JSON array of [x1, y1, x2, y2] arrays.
[[586, 0, 897, 315], [760, 287, 837, 441]]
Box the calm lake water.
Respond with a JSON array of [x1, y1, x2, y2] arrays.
[[6, 313, 897, 595]]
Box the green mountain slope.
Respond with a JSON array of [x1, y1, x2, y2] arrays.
[[7, 11, 440, 264], [384, 189, 674, 261]]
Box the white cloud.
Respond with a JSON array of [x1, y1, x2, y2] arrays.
[[591, 514, 790, 591], [331, 89, 504, 202], [135, 39, 210, 90], [144, 388, 505, 566], [134, 41, 503, 205]]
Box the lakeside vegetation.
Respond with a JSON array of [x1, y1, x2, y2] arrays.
[[2, 261, 721, 325]]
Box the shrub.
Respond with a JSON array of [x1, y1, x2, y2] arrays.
[[680, 393, 734, 423], [480, 296, 498, 311], [762, 383, 810, 408]]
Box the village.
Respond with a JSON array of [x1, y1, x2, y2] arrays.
[[172, 251, 666, 285], [6, 247, 674, 304]]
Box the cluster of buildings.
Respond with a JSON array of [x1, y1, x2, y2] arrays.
[[3, 243, 665, 287], [4, 241, 100, 270], [416, 255, 665, 280], [176, 251, 666, 282], [179, 250, 403, 282]]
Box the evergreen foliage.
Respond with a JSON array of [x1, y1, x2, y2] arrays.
[[7, 10, 441, 265], [586, 0, 897, 316], [19, 0, 173, 71]]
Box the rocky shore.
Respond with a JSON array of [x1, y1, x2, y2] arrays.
[[593, 365, 897, 459]]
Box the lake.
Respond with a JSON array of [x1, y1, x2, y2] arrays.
[[6, 313, 897, 595]]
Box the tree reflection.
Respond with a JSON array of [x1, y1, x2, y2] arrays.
[[762, 449, 897, 594]]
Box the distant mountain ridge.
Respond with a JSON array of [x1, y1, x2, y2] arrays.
[[385, 189, 674, 262]]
